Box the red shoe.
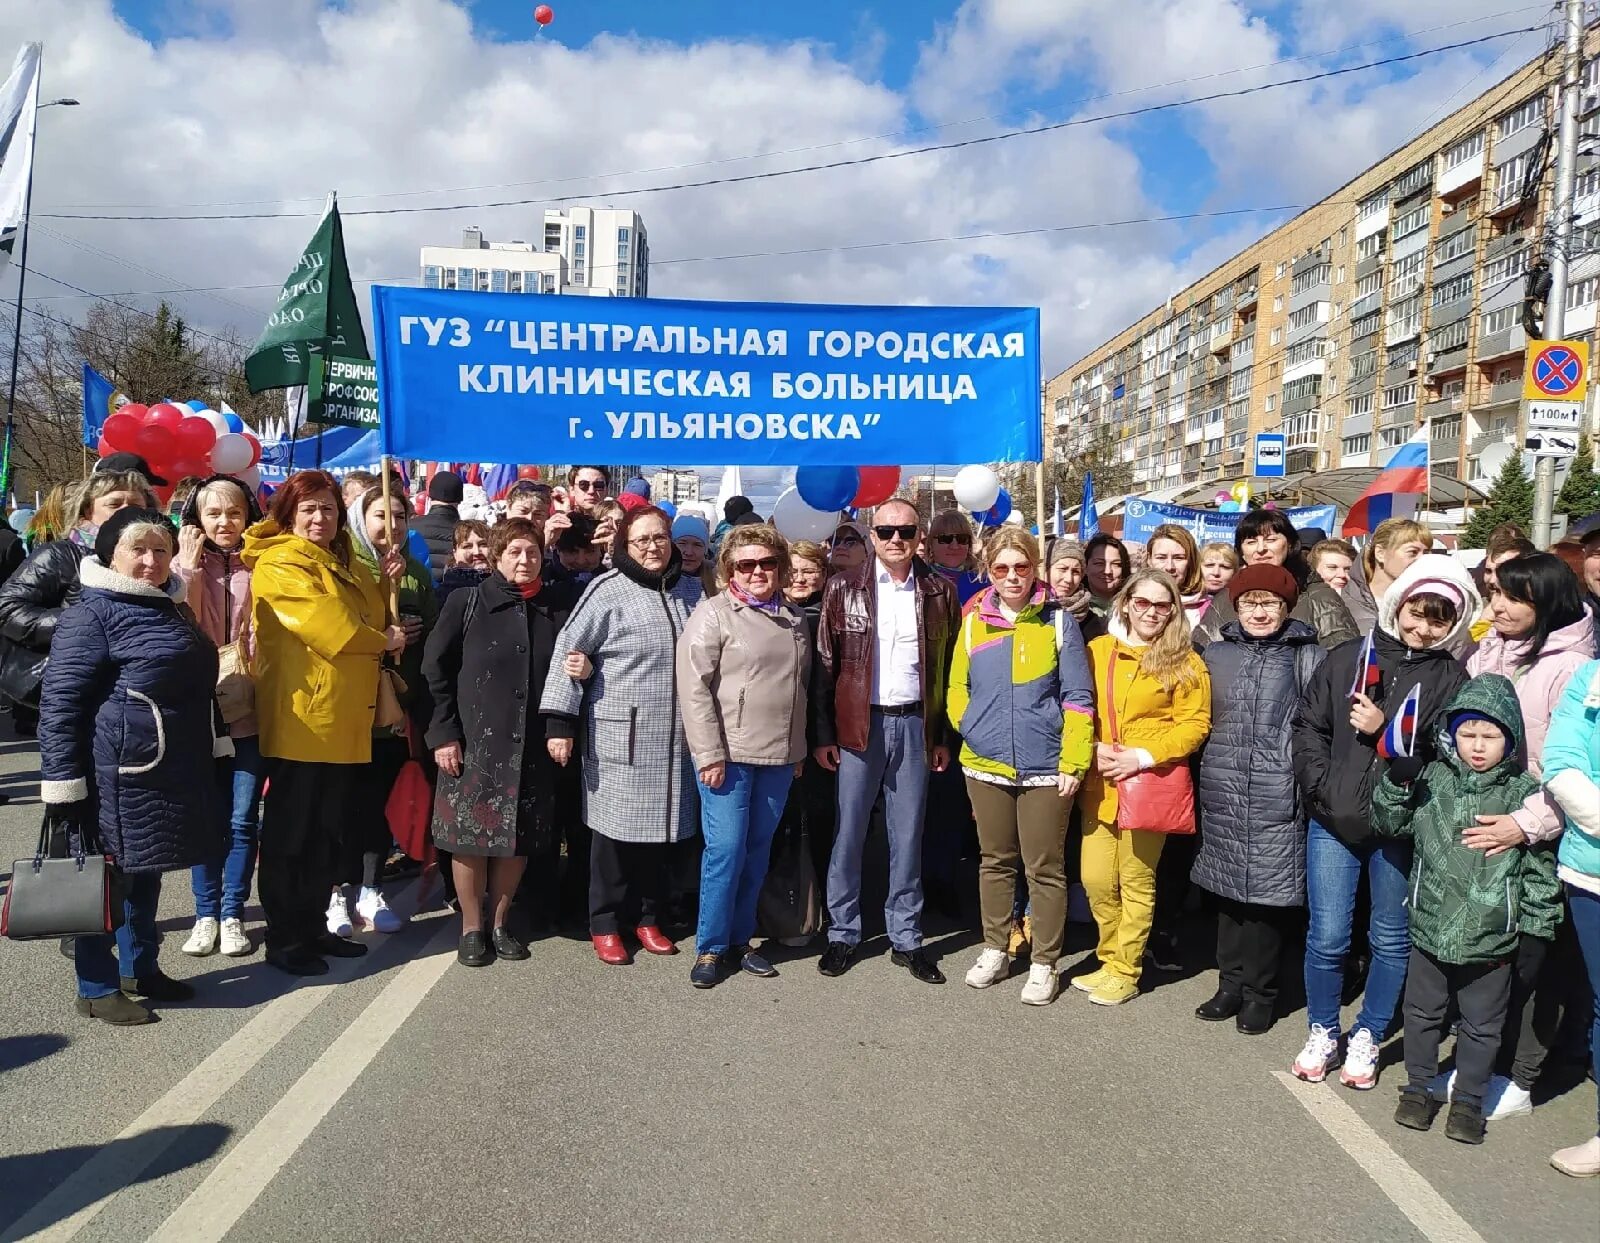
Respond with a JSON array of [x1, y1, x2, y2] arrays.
[[592, 934, 631, 965], [634, 925, 679, 955]]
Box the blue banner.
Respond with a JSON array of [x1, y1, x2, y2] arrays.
[[1121, 498, 1338, 546], [370, 289, 1041, 466], [82, 363, 117, 447], [258, 426, 378, 482]]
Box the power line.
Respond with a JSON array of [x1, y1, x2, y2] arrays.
[[37, 7, 1547, 217], [37, 28, 1539, 224]]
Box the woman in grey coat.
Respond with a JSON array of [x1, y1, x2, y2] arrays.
[[1191, 563, 1325, 1036], [541, 504, 699, 966]]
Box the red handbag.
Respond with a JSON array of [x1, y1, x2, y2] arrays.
[[1103, 651, 1196, 835], [386, 719, 436, 869]]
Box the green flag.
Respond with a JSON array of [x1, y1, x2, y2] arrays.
[[245, 194, 369, 393]]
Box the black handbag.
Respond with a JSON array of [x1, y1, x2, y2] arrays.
[[2, 814, 124, 941], [0, 635, 47, 708]]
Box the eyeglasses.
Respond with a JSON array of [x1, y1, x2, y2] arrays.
[[575, 480, 606, 493], [873, 524, 918, 542], [628, 535, 671, 549], [1128, 596, 1175, 616], [1237, 595, 1285, 614], [934, 533, 971, 546], [733, 557, 779, 574], [828, 534, 863, 547]]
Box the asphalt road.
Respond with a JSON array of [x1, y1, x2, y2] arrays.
[[0, 713, 1596, 1242]]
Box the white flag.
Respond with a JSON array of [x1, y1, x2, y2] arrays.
[[0, 43, 41, 274]]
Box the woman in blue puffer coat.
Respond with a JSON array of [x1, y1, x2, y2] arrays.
[[39, 508, 227, 1026]]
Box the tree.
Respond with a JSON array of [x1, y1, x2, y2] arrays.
[[1005, 426, 1134, 531], [1555, 437, 1600, 523], [1461, 453, 1535, 548]]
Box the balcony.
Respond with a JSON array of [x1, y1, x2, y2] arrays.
[[1481, 378, 1523, 408], [1208, 323, 1233, 353], [1423, 394, 1465, 422], [1379, 403, 1417, 429], [1236, 285, 1258, 310], [1470, 427, 1515, 455], [1285, 417, 1322, 451]]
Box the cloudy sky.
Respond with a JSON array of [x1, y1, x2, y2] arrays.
[[4, 0, 1547, 506]]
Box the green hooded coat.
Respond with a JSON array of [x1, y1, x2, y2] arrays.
[[1372, 673, 1561, 966]]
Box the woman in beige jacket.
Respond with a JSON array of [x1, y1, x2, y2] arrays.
[[676, 524, 811, 988]]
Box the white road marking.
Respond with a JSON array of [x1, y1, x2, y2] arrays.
[[148, 919, 457, 1242], [1272, 1071, 1489, 1243]]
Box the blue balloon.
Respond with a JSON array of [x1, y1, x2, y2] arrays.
[[184, 399, 208, 412], [1029, 523, 1039, 535], [224, 413, 246, 434], [658, 500, 677, 520], [983, 488, 1013, 526], [795, 465, 858, 513], [9, 509, 34, 534]]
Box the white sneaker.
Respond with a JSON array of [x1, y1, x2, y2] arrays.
[[219, 918, 251, 957], [326, 888, 353, 937], [356, 886, 404, 933], [1291, 1024, 1341, 1083], [964, 947, 1009, 989], [1550, 1135, 1600, 1178], [182, 917, 218, 957], [1485, 1076, 1534, 1121], [1430, 1068, 1456, 1101], [1020, 962, 1059, 1006], [1339, 1027, 1380, 1090]]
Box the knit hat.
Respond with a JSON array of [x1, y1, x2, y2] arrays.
[[427, 470, 464, 504], [1227, 562, 1300, 610], [623, 477, 651, 499], [1448, 709, 1505, 739], [724, 495, 755, 522], [617, 491, 648, 515], [1048, 538, 1085, 568], [95, 451, 168, 487], [672, 514, 710, 545], [94, 506, 170, 565]]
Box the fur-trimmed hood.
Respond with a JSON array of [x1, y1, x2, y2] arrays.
[[78, 554, 187, 605]]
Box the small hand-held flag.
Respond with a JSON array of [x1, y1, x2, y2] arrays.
[[1376, 682, 1422, 759], [1349, 631, 1381, 700], [1079, 471, 1099, 539]]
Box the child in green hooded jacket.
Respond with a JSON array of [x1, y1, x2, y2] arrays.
[[1372, 673, 1561, 1146]]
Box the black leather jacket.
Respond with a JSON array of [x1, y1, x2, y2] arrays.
[[0, 539, 86, 652]]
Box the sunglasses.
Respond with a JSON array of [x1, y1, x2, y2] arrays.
[[873, 524, 918, 542], [934, 533, 971, 546], [829, 534, 863, 547], [1129, 597, 1175, 616], [733, 557, 779, 574], [575, 480, 606, 493]]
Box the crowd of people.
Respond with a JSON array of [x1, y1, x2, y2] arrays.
[[3, 455, 1600, 1180]]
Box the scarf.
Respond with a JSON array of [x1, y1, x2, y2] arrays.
[[1055, 585, 1092, 619], [69, 522, 98, 550], [726, 579, 783, 614], [516, 576, 543, 599]]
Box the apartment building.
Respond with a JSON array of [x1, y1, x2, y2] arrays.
[[1046, 32, 1600, 496], [650, 468, 701, 505], [420, 208, 649, 298]]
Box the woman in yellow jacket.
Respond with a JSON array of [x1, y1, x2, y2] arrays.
[[243, 471, 405, 977], [1075, 568, 1210, 1006]]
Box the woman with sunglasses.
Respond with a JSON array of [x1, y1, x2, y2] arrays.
[[677, 526, 811, 987], [827, 520, 869, 577], [927, 510, 986, 606], [1076, 569, 1210, 1007], [540, 505, 700, 966]]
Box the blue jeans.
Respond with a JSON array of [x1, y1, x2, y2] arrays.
[[695, 762, 795, 956], [75, 872, 162, 998], [191, 734, 266, 921], [1304, 819, 1412, 1038], [828, 710, 930, 952], [1566, 884, 1600, 1132]]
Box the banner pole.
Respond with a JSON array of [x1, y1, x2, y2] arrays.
[[380, 453, 398, 621], [1034, 459, 1045, 536]]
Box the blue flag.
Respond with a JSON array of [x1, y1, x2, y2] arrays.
[[82, 362, 119, 448], [1079, 471, 1099, 539]]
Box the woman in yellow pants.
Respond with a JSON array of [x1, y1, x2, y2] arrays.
[[1075, 569, 1210, 1006]]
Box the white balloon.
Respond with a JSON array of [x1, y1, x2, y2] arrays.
[[199, 409, 231, 436], [952, 464, 1001, 513], [236, 465, 262, 490], [211, 432, 253, 474], [771, 487, 837, 542]]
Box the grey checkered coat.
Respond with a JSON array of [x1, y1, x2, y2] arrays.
[[539, 566, 700, 844]]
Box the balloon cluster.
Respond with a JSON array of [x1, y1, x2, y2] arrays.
[[1212, 481, 1251, 514], [98, 399, 262, 504], [771, 465, 902, 541]]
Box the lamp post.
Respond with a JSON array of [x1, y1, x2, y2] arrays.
[[3, 90, 80, 500]]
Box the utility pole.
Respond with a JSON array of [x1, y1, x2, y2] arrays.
[[1532, 0, 1584, 547]]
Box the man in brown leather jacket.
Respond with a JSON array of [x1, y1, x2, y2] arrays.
[[811, 498, 958, 984]]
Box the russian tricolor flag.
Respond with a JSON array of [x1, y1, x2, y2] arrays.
[[1349, 631, 1381, 700], [1376, 682, 1421, 759], [1342, 425, 1430, 537]]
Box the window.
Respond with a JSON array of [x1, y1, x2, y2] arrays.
[[1358, 190, 1389, 219], [1387, 340, 1419, 369], [1356, 270, 1383, 299], [1269, 326, 1283, 345], [1288, 302, 1328, 332], [1342, 433, 1372, 457], [1275, 261, 1286, 280], [457, 267, 476, 289], [507, 271, 522, 293], [542, 273, 556, 293], [1383, 381, 1417, 409], [1432, 414, 1463, 440], [1286, 337, 1328, 368], [1432, 271, 1473, 307], [1228, 366, 1253, 398], [475, 270, 490, 292], [1391, 204, 1429, 241], [1272, 295, 1283, 312], [1497, 95, 1544, 140], [1389, 251, 1425, 298], [1435, 460, 1460, 480], [1577, 166, 1600, 200], [1480, 306, 1518, 336], [1352, 311, 1381, 339], [573, 241, 586, 258], [573, 264, 585, 283], [1434, 225, 1476, 266], [1567, 276, 1599, 309], [1349, 348, 1378, 381], [422, 265, 441, 289], [1284, 374, 1322, 404], [1348, 393, 1375, 419], [1357, 232, 1386, 261], [1291, 263, 1331, 295], [490, 268, 508, 293], [1495, 151, 1533, 208], [1483, 246, 1529, 288], [1444, 130, 1485, 169], [1264, 395, 1276, 412], [618, 226, 632, 244], [1381, 426, 1412, 448], [1431, 316, 1469, 352], [1385, 294, 1421, 341], [574, 225, 587, 240]]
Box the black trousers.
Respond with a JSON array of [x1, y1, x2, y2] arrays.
[[1494, 921, 1593, 1090], [589, 834, 670, 936], [1215, 897, 1298, 1006], [1404, 947, 1512, 1111], [259, 760, 357, 952], [342, 735, 409, 889], [1153, 829, 1200, 939]]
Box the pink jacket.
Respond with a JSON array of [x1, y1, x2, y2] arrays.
[[1466, 607, 1597, 840], [174, 544, 257, 739]]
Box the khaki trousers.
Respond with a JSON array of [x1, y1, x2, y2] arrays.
[[967, 778, 1068, 966]]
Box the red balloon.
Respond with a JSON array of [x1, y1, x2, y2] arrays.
[[534, 4, 554, 24], [96, 435, 113, 457], [117, 403, 148, 424], [174, 417, 217, 458], [150, 484, 175, 508], [145, 402, 185, 431], [851, 465, 901, 509], [517, 465, 541, 481], [243, 432, 262, 467], [136, 424, 176, 463], [102, 411, 143, 453]]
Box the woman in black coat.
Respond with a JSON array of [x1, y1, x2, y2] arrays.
[[423, 518, 578, 966], [1192, 565, 1325, 1035], [39, 508, 225, 1026]]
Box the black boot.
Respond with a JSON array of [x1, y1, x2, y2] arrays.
[[1394, 1087, 1438, 1131], [1236, 1000, 1275, 1035], [1445, 1102, 1486, 1145], [1195, 989, 1242, 1022]]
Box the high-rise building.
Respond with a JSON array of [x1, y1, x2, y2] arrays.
[[1046, 34, 1600, 496], [420, 209, 649, 299], [650, 469, 700, 505]]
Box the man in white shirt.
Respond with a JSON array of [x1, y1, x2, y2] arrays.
[[811, 499, 959, 984]]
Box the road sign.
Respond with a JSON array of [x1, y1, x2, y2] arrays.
[[1524, 339, 1589, 402], [1528, 399, 1584, 430], [1253, 432, 1286, 478], [1526, 432, 1580, 458]]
